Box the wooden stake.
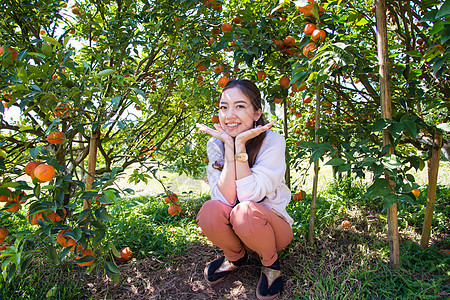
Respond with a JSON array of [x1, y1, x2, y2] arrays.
[[376, 0, 400, 269], [283, 98, 290, 189], [420, 130, 442, 248], [83, 133, 98, 210], [308, 85, 322, 243]]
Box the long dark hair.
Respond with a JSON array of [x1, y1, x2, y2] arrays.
[[221, 79, 267, 167]]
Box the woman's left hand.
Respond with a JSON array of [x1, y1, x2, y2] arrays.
[[235, 120, 276, 145]]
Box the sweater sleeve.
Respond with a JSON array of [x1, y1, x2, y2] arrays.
[[235, 131, 286, 202], [206, 138, 236, 206]]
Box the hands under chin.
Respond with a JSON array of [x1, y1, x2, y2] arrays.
[[235, 120, 276, 145], [195, 123, 233, 145]]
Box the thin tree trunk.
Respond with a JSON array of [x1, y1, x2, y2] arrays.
[[308, 85, 322, 243], [376, 0, 400, 269], [283, 98, 290, 189], [83, 133, 98, 210], [420, 130, 442, 248]]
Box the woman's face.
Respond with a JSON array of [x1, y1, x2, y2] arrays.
[[218, 87, 262, 137]]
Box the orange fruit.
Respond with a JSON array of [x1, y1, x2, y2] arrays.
[[233, 15, 242, 24], [53, 103, 70, 118], [218, 76, 229, 88], [115, 247, 133, 262], [279, 76, 290, 87], [257, 70, 267, 81], [211, 115, 220, 124], [71, 6, 80, 14], [0, 243, 9, 251], [297, 0, 314, 14], [27, 211, 43, 225], [303, 42, 316, 58], [342, 220, 350, 228], [76, 249, 95, 266], [304, 23, 316, 36], [168, 204, 181, 215], [57, 229, 82, 252], [311, 29, 326, 43], [303, 95, 312, 104], [164, 193, 178, 203], [221, 22, 232, 33], [289, 107, 296, 113], [412, 189, 420, 198], [295, 113, 302, 119], [47, 208, 66, 222], [0, 187, 11, 202], [196, 62, 207, 72], [47, 131, 64, 144], [5, 201, 20, 212], [0, 46, 18, 61], [283, 35, 295, 48], [274, 97, 283, 104], [33, 164, 56, 182], [0, 228, 8, 239], [214, 65, 224, 74]]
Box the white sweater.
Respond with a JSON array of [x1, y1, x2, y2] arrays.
[[206, 130, 294, 227]]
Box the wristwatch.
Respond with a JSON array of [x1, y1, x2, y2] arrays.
[[234, 152, 248, 162]]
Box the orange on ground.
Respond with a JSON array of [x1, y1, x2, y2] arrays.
[[76, 249, 95, 266], [164, 193, 178, 203], [311, 29, 326, 43], [115, 247, 133, 262], [257, 71, 267, 81], [279, 76, 290, 87], [33, 164, 56, 182], [342, 220, 350, 228], [221, 22, 232, 33], [283, 36, 295, 48], [304, 23, 316, 36], [168, 204, 181, 215], [218, 76, 229, 88], [47, 131, 64, 144]]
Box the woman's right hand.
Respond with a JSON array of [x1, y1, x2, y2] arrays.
[[196, 123, 233, 145]]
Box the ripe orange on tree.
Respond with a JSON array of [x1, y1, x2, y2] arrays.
[[279, 76, 290, 87], [54, 102, 70, 118], [0, 243, 9, 251], [233, 15, 242, 24], [47, 131, 64, 144], [115, 247, 133, 262], [164, 193, 178, 203], [293, 190, 306, 201], [274, 97, 283, 104], [283, 35, 295, 48], [27, 211, 43, 225], [211, 115, 219, 124], [0, 46, 18, 61], [303, 94, 312, 104], [0, 228, 8, 240], [33, 164, 56, 182], [168, 203, 181, 215], [76, 249, 95, 267], [196, 61, 207, 72], [57, 229, 82, 252], [47, 208, 66, 222], [412, 189, 420, 198], [295, 113, 302, 119], [0, 187, 11, 202], [303, 42, 316, 58], [297, 0, 314, 14], [218, 75, 229, 88], [5, 201, 20, 212], [304, 23, 316, 36], [257, 70, 267, 81], [221, 22, 232, 33], [311, 29, 326, 43]]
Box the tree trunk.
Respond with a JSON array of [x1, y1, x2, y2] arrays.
[[420, 130, 443, 248], [283, 98, 290, 189], [308, 85, 322, 243], [376, 0, 400, 269], [83, 133, 98, 210]]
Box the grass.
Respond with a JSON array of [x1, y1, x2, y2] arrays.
[[0, 171, 448, 299]]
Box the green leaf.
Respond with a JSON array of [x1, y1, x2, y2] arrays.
[[108, 272, 120, 284], [436, 0, 450, 19], [29, 147, 42, 159], [104, 261, 120, 274], [388, 122, 404, 140], [355, 18, 368, 26], [93, 228, 106, 245], [371, 118, 392, 131], [325, 158, 346, 166], [310, 148, 325, 162], [96, 69, 116, 77], [437, 123, 450, 132], [405, 50, 422, 57], [109, 242, 120, 258], [42, 36, 61, 48], [95, 208, 114, 222]]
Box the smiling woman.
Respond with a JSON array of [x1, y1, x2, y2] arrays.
[[195, 79, 293, 300]]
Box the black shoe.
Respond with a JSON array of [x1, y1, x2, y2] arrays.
[[203, 253, 247, 284], [256, 265, 283, 300]]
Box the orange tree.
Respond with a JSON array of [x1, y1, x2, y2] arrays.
[[0, 0, 230, 281]]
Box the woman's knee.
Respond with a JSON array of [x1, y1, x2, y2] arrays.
[[196, 200, 232, 232], [230, 201, 266, 236]]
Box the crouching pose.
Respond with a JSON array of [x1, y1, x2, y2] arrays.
[[196, 79, 293, 300]]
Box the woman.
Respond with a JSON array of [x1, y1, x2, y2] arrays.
[[196, 79, 293, 300]]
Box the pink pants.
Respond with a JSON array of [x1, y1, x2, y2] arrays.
[[196, 200, 293, 267]]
